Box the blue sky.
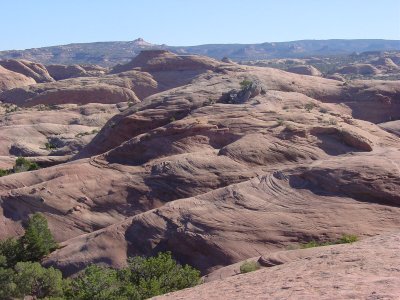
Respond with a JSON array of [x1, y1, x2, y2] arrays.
[[1, 0, 399, 50]]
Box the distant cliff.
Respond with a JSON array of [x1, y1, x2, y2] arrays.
[[0, 38, 399, 67]]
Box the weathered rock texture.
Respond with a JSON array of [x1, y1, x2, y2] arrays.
[[0, 66, 35, 92], [0, 59, 54, 83], [155, 233, 400, 299], [0, 51, 399, 288]]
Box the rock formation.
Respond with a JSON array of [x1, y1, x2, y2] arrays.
[[286, 65, 322, 76], [0, 59, 54, 83], [0, 65, 36, 92], [0, 51, 399, 296]]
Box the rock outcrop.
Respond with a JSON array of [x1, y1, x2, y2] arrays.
[[0, 59, 54, 83], [155, 233, 400, 299], [286, 65, 322, 76], [46, 64, 107, 80], [336, 63, 380, 75], [46, 64, 87, 80], [0, 52, 399, 286], [0, 65, 36, 92]]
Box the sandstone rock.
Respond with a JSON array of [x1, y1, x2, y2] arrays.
[[221, 57, 235, 63], [1, 53, 400, 284], [155, 233, 400, 299], [286, 65, 322, 76], [0, 65, 36, 92], [0, 59, 54, 82], [46, 64, 87, 80], [336, 63, 380, 75], [369, 57, 399, 69], [0, 79, 140, 106], [325, 73, 346, 81]]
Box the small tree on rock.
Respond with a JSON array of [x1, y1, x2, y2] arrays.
[[21, 213, 57, 262]]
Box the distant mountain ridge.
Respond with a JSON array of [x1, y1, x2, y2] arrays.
[[0, 38, 399, 67]]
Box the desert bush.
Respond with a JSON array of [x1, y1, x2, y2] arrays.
[[0, 214, 200, 299], [0, 169, 11, 177], [14, 157, 39, 173], [20, 213, 58, 262], [13, 262, 64, 299], [0, 265, 16, 299], [240, 261, 260, 274], [338, 234, 358, 244], [76, 129, 99, 138], [0, 237, 23, 268], [300, 234, 359, 249], [65, 264, 124, 300], [45, 141, 57, 150], [66, 252, 201, 300], [239, 79, 253, 89], [304, 102, 315, 112], [0, 158, 39, 178]]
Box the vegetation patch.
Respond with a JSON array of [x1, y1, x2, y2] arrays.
[[0, 157, 40, 177], [304, 102, 316, 112], [239, 79, 253, 89], [45, 141, 57, 150], [300, 234, 358, 249], [0, 213, 201, 299], [240, 261, 260, 274], [75, 129, 99, 137]]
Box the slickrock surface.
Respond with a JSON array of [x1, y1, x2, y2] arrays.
[[154, 232, 400, 299], [286, 65, 322, 76], [0, 59, 54, 83], [0, 103, 124, 158], [0, 65, 36, 92], [0, 51, 399, 291]]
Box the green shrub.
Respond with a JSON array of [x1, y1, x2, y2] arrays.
[[66, 252, 201, 300], [0, 238, 23, 268], [14, 157, 39, 173], [13, 262, 64, 299], [126, 252, 200, 297], [338, 234, 358, 244], [0, 158, 39, 177], [0, 215, 200, 299], [45, 142, 57, 150], [239, 261, 260, 274], [304, 103, 315, 112], [65, 265, 124, 300], [300, 234, 359, 249], [0, 265, 16, 299], [0, 169, 11, 177], [20, 213, 58, 262], [239, 80, 253, 89]]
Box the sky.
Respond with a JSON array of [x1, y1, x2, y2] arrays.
[[1, 0, 399, 51]]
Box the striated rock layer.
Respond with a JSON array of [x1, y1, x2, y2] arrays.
[[0, 51, 399, 283]]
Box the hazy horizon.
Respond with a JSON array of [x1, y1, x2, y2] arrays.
[[1, 0, 399, 51], [2, 38, 400, 52]]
